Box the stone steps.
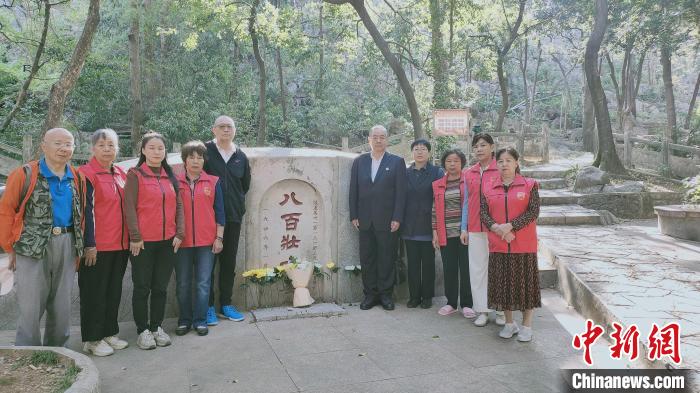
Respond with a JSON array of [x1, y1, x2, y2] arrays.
[[537, 205, 602, 225], [539, 189, 581, 205], [538, 256, 557, 289], [521, 169, 569, 179], [537, 178, 568, 190]]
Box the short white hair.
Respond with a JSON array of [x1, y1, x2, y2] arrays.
[[213, 115, 236, 128], [91, 128, 120, 154], [369, 125, 387, 136]]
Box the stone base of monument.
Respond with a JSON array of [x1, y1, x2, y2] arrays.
[[249, 302, 347, 322]]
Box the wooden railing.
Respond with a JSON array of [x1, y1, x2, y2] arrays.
[[612, 129, 700, 176]]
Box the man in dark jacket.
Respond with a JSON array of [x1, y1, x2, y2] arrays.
[[203, 116, 251, 324], [349, 125, 407, 310]]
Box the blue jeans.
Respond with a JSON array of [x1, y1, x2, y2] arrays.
[[175, 246, 215, 328]]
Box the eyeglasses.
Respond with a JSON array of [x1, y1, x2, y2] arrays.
[[370, 136, 387, 140]]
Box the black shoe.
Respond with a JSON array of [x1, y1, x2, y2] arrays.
[[195, 326, 209, 336], [407, 299, 421, 308], [360, 296, 378, 310], [420, 299, 432, 309], [380, 295, 395, 311], [175, 325, 191, 336]]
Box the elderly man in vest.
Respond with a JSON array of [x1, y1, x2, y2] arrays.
[[0, 128, 85, 347]]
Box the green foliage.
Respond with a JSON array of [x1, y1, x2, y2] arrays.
[[29, 350, 59, 366], [0, 0, 697, 157], [683, 175, 700, 204], [54, 365, 81, 393]]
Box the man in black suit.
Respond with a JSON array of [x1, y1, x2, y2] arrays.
[[349, 125, 407, 310]]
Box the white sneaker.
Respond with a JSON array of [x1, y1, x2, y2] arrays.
[[499, 322, 520, 339], [153, 327, 171, 347], [137, 329, 156, 350], [83, 340, 114, 357], [517, 326, 533, 342], [473, 313, 489, 327], [495, 312, 506, 326], [104, 335, 129, 350]]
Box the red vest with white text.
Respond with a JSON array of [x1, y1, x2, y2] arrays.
[[178, 171, 218, 248], [79, 157, 129, 251], [129, 163, 177, 242], [482, 175, 538, 253], [463, 159, 500, 233]]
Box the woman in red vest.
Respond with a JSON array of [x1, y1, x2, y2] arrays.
[[460, 133, 506, 327], [174, 141, 225, 337], [432, 149, 473, 318], [78, 129, 129, 357], [480, 147, 541, 342], [125, 132, 185, 350]]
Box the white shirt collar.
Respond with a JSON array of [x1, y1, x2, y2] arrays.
[[214, 138, 237, 154], [370, 151, 385, 162]]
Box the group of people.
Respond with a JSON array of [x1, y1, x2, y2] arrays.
[[0, 115, 250, 356], [349, 126, 541, 342], [0, 118, 541, 359]]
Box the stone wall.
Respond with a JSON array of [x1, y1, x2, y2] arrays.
[[577, 191, 683, 219]]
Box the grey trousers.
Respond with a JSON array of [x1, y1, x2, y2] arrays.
[[15, 233, 76, 347]]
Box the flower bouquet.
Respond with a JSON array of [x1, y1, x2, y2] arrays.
[[282, 257, 315, 307]]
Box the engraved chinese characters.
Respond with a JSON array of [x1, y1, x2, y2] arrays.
[[260, 179, 323, 265]]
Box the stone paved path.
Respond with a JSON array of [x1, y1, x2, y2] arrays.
[[0, 291, 592, 393], [539, 219, 700, 375]]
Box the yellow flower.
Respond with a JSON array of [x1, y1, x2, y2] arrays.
[[326, 262, 335, 269]]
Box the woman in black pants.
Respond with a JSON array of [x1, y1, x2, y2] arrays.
[[402, 139, 444, 309], [125, 132, 185, 350], [78, 129, 130, 357]]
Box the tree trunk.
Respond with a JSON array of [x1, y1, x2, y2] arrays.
[[494, 0, 526, 133], [528, 39, 542, 124], [249, 0, 267, 146], [1, 0, 51, 133], [275, 0, 288, 135], [630, 47, 647, 117], [448, 0, 455, 67], [660, 45, 677, 143], [276, 49, 287, 124], [684, 71, 700, 129], [624, 52, 635, 114], [41, 0, 100, 134], [327, 0, 423, 138], [585, 0, 625, 173], [495, 55, 509, 133], [128, 0, 143, 154], [604, 52, 623, 131], [551, 53, 573, 127], [229, 40, 240, 103], [276, 47, 290, 146], [582, 69, 596, 153], [317, 3, 324, 99], [429, 0, 450, 109], [143, 0, 158, 110], [465, 45, 471, 83], [518, 39, 529, 125]]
